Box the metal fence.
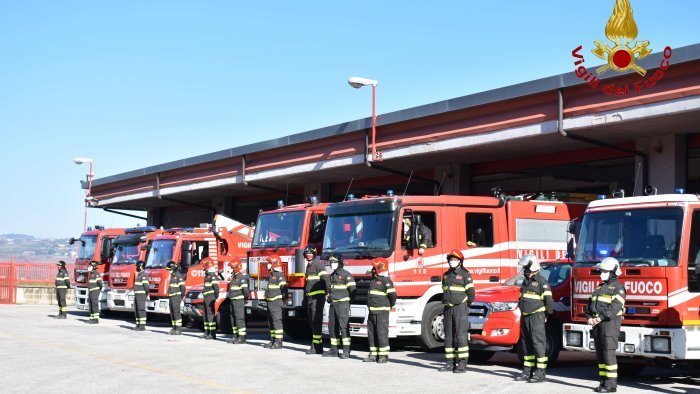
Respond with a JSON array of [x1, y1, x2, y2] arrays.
[[0, 260, 76, 303]]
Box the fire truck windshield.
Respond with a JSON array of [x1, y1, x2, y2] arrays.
[[77, 235, 98, 260], [575, 207, 683, 267], [112, 243, 140, 265], [323, 212, 395, 254], [146, 239, 175, 268], [505, 263, 572, 287], [252, 211, 305, 248]]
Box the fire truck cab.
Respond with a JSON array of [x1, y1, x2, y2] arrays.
[[322, 193, 585, 350], [69, 226, 125, 312], [564, 193, 700, 369], [246, 197, 328, 337], [106, 226, 161, 312]]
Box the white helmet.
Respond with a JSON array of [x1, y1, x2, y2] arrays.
[[518, 254, 540, 272], [597, 257, 622, 276]]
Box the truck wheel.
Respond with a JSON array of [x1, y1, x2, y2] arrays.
[[419, 301, 445, 352], [515, 320, 562, 366], [215, 300, 233, 334], [283, 317, 311, 339], [469, 350, 495, 363]]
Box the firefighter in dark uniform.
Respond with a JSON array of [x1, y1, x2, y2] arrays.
[[303, 245, 329, 355], [264, 254, 287, 349], [322, 253, 356, 359], [587, 257, 626, 393], [201, 257, 220, 340], [226, 258, 250, 344], [54, 260, 71, 319], [87, 261, 102, 324], [133, 260, 149, 331], [514, 254, 554, 383], [166, 260, 186, 335], [402, 215, 433, 255], [364, 257, 396, 364], [439, 250, 475, 373]]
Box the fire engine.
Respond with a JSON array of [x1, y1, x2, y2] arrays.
[[244, 197, 328, 337], [467, 259, 573, 363], [147, 215, 252, 326], [106, 226, 162, 312], [69, 226, 125, 312], [564, 192, 700, 370], [321, 192, 585, 350]]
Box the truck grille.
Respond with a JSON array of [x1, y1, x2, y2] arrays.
[[351, 278, 371, 305], [187, 291, 201, 300], [468, 303, 489, 318]]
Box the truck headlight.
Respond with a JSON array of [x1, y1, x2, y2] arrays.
[[490, 329, 510, 337], [198, 293, 204, 299], [650, 336, 671, 353], [128, 295, 134, 301], [160, 300, 168, 309], [489, 302, 518, 312], [566, 331, 583, 347]]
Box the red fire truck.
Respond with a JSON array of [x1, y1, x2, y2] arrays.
[[106, 226, 162, 312], [241, 197, 328, 336], [321, 192, 585, 350], [69, 226, 125, 312], [146, 215, 252, 324], [564, 193, 700, 370], [467, 259, 573, 363]]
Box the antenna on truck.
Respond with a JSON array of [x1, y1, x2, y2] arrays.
[[343, 178, 354, 202], [632, 161, 642, 196], [403, 170, 413, 196], [436, 171, 446, 196]]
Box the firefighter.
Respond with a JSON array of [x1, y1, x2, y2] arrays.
[[303, 245, 329, 355], [54, 260, 71, 319], [166, 260, 186, 335], [402, 215, 433, 255], [264, 254, 287, 349], [587, 257, 626, 393], [87, 261, 102, 324], [322, 253, 356, 359], [201, 257, 220, 340], [439, 250, 475, 373], [364, 257, 396, 364], [133, 260, 149, 331], [514, 254, 554, 383], [226, 258, 250, 344]]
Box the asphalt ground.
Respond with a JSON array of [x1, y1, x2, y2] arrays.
[[0, 305, 698, 393]]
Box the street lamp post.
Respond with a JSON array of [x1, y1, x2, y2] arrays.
[[74, 157, 94, 232], [348, 77, 381, 161]]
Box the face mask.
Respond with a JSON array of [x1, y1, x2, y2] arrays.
[[305, 254, 314, 262], [208, 268, 216, 274], [330, 263, 339, 271], [267, 263, 272, 270], [273, 266, 282, 272], [448, 259, 459, 268], [600, 272, 610, 282], [378, 271, 389, 278]]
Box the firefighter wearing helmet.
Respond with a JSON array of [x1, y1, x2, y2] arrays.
[[201, 257, 220, 340], [87, 261, 102, 324], [514, 254, 554, 383], [264, 254, 288, 349], [322, 253, 356, 359], [54, 260, 71, 319], [364, 257, 396, 364], [587, 257, 626, 393], [166, 260, 186, 335], [439, 250, 475, 373], [226, 258, 250, 344], [303, 245, 329, 355], [133, 260, 149, 331]]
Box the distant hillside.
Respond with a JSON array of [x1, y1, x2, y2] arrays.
[[0, 235, 75, 262], [0, 234, 35, 240]]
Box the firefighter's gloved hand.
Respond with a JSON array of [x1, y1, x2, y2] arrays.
[[418, 247, 425, 255]]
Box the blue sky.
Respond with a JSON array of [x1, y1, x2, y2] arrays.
[[1, 1, 698, 238]]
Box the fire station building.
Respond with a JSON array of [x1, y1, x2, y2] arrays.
[[89, 43, 700, 228]]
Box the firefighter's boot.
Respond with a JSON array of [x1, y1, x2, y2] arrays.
[[438, 361, 454, 372], [306, 344, 318, 355], [199, 330, 209, 339], [227, 335, 238, 344], [340, 345, 351, 359], [263, 340, 274, 349], [363, 354, 377, 363], [168, 327, 176, 335], [271, 339, 283, 350], [236, 336, 246, 344], [453, 360, 468, 374], [377, 355, 388, 364], [322, 346, 338, 357], [174, 327, 182, 335], [137, 325, 146, 331], [514, 372, 531, 381], [210, 331, 217, 340]]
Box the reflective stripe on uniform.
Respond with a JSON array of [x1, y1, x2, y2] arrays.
[[267, 295, 282, 301], [307, 290, 325, 296], [522, 306, 545, 316], [332, 297, 350, 303]]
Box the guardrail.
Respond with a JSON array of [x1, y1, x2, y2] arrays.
[[0, 261, 77, 303]]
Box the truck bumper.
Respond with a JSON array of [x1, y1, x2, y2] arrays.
[[146, 298, 171, 315], [468, 303, 520, 348], [75, 287, 110, 311], [563, 323, 700, 361], [107, 289, 135, 312]]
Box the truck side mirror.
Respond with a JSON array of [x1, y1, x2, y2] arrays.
[[180, 241, 192, 268], [566, 238, 575, 260], [100, 238, 112, 261], [294, 248, 305, 274], [69, 237, 76, 245]]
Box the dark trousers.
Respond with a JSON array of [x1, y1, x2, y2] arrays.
[[307, 295, 325, 346], [520, 312, 547, 377], [169, 296, 182, 327], [443, 304, 469, 363], [368, 311, 390, 356], [267, 299, 284, 341], [203, 295, 217, 332], [56, 289, 67, 313], [88, 290, 100, 320], [592, 320, 621, 389], [229, 299, 246, 336], [134, 294, 147, 325], [329, 301, 351, 348]]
